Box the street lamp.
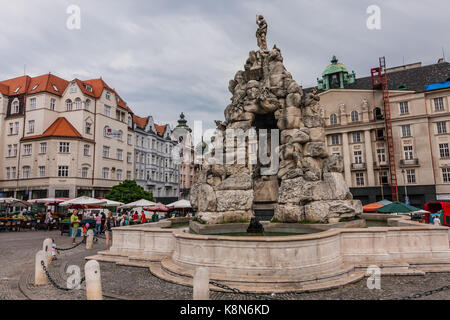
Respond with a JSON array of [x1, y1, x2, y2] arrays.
[[401, 169, 409, 205]]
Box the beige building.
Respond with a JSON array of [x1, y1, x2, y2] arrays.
[[0, 74, 135, 199], [317, 57, 450, 207]]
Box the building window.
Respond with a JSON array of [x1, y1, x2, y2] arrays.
[[50, 98, 56, 111], [401, 125, 411, 137], [351, 111, 359, 122], [406, 169, 416, 184], [352, 132, 361, 143], [84, 144, 90, 156], [443, 168, 450, 183], [116, 170, 123, 181], [440, 144, 450, 158], [127, 171, 131, 180], [104, 105, 111, 117], [331, 134, 340, 145], [354, 151, 363, 164], [377, 148, 386, 163], [127, 134, 132, 145], [8, 123, 13, 135], [40, 143, 47, 154], [30, 98, 36, 110], [399, 101, 409, 114], [85, 99, 90, 110], [58, 166, 69, 177], [75, 98, 82, 110], [11, 167, 16, 179], [434, 97, 445, 111], [330, 114, 338, 125], [66, 100, 72, 111], [39, 166, 46, 177], [15, 122, 19, 134], [437, 121, 447, 134], [85, 122, 92, 135], [103, 146, 110, 158], [356, 172, 365, 186], [70, 82, 77, 93], [82, 167, 89, 178], [127, 152, 132, 163], [12, 100, 19, 114], [59, 142, 70, 153], [6, 167, 10, 180], [380, 171, 389, 184], [105, 91, 111, 100], [28, 120, 35, 133], [102, 168, 109, 179], [13, 144, 17, 157], [23, 144, 32, 156], [22, 166, 30, 179], [117, 149, 123, 161], [404, 146, 414, 160]]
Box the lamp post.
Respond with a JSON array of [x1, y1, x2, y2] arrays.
[[402, 169, 409, 205]]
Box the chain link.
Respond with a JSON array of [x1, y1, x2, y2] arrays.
[[394, 284, 450, 300], [209, 281, 279, 300], [40, 260, 85, 291], [55, 238, 86, 251]]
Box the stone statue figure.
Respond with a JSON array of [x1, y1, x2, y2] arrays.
[[256, 15, 268, 51]]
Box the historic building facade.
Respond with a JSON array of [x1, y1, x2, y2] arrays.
[[133, 114, 179, 202], [318, 57, 450, 207], [0, 73, 136, 199]]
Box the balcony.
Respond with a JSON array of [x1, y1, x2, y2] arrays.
[[374, 161, 389, 169], [351, 163, 366, 171], [399, 159, 420, 168]]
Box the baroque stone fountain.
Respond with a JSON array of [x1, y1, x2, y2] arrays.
[[88, 16, 450, 293], [190, 14, 363, 225]]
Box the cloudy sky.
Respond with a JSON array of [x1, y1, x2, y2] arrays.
[[0, 0, 448, 129]]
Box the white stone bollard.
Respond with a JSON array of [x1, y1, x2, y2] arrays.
[[193, 267, 210, 300], [34, 250, 48, 286], [43, 238, 53, 265], [85, 260, 103, 300], [86, 229, 94, 250]]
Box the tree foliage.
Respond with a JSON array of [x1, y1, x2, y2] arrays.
[[105, 180, 155, 204]]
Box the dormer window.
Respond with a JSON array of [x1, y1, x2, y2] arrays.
[[70, 82, 77, 93], [84, 84, 93, 92], [52, 84, 59, 92], [31, 84, 39, 91], [12, 100, 19, 114], [106, 91, 111, 100], [14, 87, 20, 94]]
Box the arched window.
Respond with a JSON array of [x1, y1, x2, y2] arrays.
[[74, 98, 82, 110], [85, 99, 91, 110], [330, 113, 338, 125], [374, 107, 383, 120], [12, 100, 19, 114], [351, 110, 359, 122], [66, 99, 72, 111]]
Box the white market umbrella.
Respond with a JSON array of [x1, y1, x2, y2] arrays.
[[59, 196, 107, 207], [0, 197, 31, 207], [28, 198, 70, 204], [166, 199, 191, 209], [120, 199, 157, 209], [100, 199, 124, 207]]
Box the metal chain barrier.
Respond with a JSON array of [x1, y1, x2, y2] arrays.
[[41, 260, 85, 291], [394, 284, 450, 300], [209, 280, 280, 300], [55, 238, 86, 251]]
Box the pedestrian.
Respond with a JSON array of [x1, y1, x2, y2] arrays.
[[95, 214, 102, 235], [105, 211, 115, 250], [51, 239, 58, 261], [133, 211, 139, 224], [70, 210, 80, 244], [434, 215, 442, 226], [101, 212, 106, 233], [45, 210, 53, 231], [141, 212, 147, 224]]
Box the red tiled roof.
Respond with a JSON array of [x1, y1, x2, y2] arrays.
[[154, 124, 166, 137], [0, 75, 31, 95], [22, 117, 83, 141], [28, 74, 69, 96], [0, 83, 8, 95], [133, 115, 148, 129]]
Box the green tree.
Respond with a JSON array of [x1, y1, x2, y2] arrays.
[[105, 180, 155, 204]]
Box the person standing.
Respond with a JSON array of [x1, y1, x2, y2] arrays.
[[105, 211, 115, 250], [140, 212, 147, 224], [70, 210, 80, 244], [95, 214, 102, 235], [45, 210, 53, 231]]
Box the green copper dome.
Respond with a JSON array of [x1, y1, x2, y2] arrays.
[[322, 55, 349, 76]]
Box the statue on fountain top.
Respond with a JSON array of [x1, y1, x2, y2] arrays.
[[256, 15, 268, 51]]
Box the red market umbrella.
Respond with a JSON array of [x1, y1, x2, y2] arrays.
[[143, 203, 170, 212]]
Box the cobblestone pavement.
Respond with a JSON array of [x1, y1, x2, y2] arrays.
[[3, 230, 450, 300]]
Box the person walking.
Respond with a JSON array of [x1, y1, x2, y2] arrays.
[[105, 211, 115, 250], [95, 214, 102, 235], [70, 210, 80, 244], [45, 210, 53, 231]]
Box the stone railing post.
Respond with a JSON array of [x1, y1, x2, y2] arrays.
[[43, 238, 53, 265], [86, 229, 94, 250], [34, 250, 47, 286], [85, 260, 102, 300], [193, 267, 210, 300]]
